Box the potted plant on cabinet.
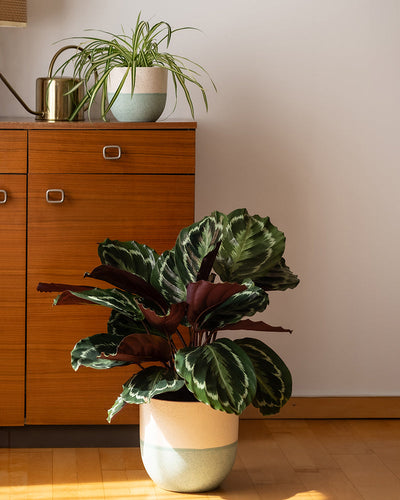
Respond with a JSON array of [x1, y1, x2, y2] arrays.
[[38, 208, 299, 492], [54, 12, 215, 122]]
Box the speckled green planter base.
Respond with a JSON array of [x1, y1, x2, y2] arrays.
[[107, 93, 167, 122], [140, 399, 239, 493], [140, 440, 237, 492]]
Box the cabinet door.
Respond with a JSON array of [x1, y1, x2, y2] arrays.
[[0, 175, 26, 425], [26, 174, 194, 424]]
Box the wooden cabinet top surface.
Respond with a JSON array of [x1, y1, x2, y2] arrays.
[[0, 118, 197, 130]]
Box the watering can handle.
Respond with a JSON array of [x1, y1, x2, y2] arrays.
[[47, 45, 84, 78]]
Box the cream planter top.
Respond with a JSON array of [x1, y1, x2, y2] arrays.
[[107, 66, 168, 94]]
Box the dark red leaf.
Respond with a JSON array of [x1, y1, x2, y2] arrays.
[[99, 333, 170, 363], [186, 280, 247, 326], [220, 319, 293, 333], [139, 302, 187, 335], [196, 241, 221, 281], [37, 282, 93, 293], [86, 265, 169, 312], [54, 290, 95, 305]]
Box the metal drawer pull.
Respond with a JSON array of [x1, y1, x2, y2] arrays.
[[103, 145, 121, 160], [0, 189, 7, 204], [46, 189, 65, 204]]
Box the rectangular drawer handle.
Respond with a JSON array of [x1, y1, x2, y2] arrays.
[[103, 145, 121, 160], [0, 189, 7, 204], [46, 189, 65, 204]]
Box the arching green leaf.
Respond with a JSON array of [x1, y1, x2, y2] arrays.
[[98, 238, 159, 281], [150, 249, 186, 303], [175, 338, 257, 414], [199, 280, 269, 331], [71, 332, 126, 371], [234, 338, 292, 415], [214, 208, 286, 283], [174, 211, 225, 286], [107, 366, 185, 421], [254, 258, 300, 291]]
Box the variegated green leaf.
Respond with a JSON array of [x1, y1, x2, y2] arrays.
[[55, 288, 144, 319], [71, 332, 126, 371], [214, 208, 286, 283], [174, 211, 225, 285], [174, 338, 257, 414], [150, 249, 186, 303], [107, 310, 166, 338], [234, 338, 292, 415], [199, 280, 269, 331], [107, 395, 127, 422], [107, 367, 185, 421], [254, 258, 300, 291], [98, 238, 159, 280]]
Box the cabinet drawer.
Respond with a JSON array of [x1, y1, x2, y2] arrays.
[[28, 129, 195, 174], [0, 131, 27, 173]]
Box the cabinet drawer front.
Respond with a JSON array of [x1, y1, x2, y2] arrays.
[[0, 131, 27, 173], [0, 174, 26, 425], [26, 173, 195, 425], [29, 130, 195, 174]]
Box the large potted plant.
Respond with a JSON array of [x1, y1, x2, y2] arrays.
[[38, 208, 299, 492], [55, 13, 215, 121]]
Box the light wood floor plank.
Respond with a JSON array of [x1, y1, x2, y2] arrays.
[[2, 420, 400, 499]]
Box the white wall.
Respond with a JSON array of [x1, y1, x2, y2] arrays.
[[1, 0, 399, 397]]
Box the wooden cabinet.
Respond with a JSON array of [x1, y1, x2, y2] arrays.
[[0, 121, 196, 426]]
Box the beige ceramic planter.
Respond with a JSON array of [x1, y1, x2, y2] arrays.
[[107, 66, 167, 122], [140, 398, 239, 492]]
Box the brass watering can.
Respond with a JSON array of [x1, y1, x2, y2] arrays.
[[0, 45, 85, 121]]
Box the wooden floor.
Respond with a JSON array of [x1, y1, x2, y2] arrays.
[[1, 419, 400, 499]]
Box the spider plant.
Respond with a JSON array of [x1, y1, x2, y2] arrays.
[[54, 13, 216, 121]]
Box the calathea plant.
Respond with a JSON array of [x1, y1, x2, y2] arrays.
[[38, 209, 299, 422]]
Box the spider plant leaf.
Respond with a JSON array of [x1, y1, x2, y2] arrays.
[[107, 366, 185, 421], [234, 338, 292, 415], [214, 208, 286, 283], [98, 238, 159, 280], [175, 338, 257, 414]]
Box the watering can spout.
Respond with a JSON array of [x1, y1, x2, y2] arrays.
[[0, 72, 44, 117]]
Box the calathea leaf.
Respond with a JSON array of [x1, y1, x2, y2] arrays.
[[254, 258, 300, 291], [214, 208, 286, 283], [85, 264, 169, 313], [185, 280, 246, 328], [234, 338, 292, 415], [99, 333, 171, 363], [174, 338, 257, 414], [174, 211, 225, 286], [107, 367, 185, 421], [198, 280, 269, 331], [37, 283, 94, 293], [219, 319, 292, 334], [54, 288, 144, 319], [196, 240, 221, 281], [138, 302, 187, 336], [71, 332, 127, 371], [98, 238, 159, 280], [150, 249, 186, 303], [107, 310, 165, 338]]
